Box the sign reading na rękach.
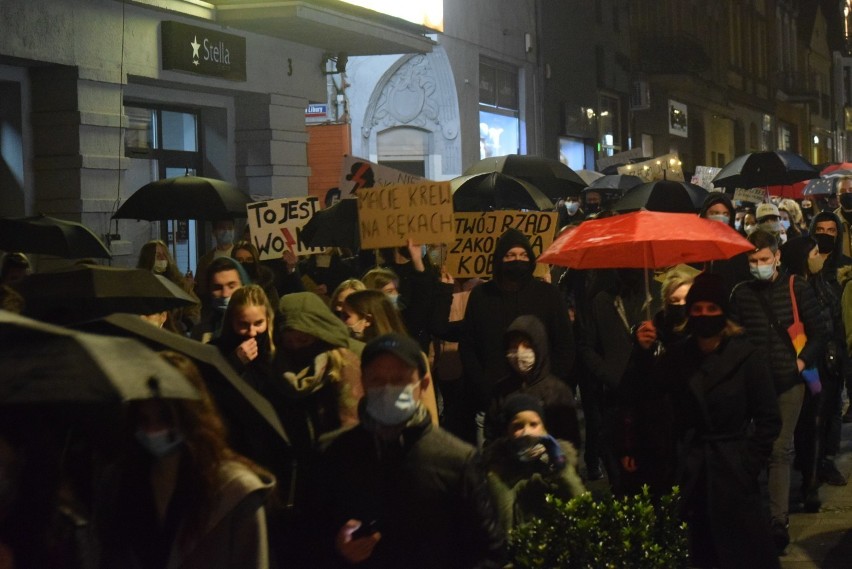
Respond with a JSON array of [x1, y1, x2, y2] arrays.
[[246, 196, 324, 260], [357, 182, 455, 249], [447, 212, 558, 278]]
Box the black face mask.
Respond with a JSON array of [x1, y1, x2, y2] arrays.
[[585, 203, 601, 215], [688, 314, 727, 339], [254, 332, 270, 359], [841, 193, 852, 211], [814, 232, 835, 254], [502, 260, 533, 281], [664, 304, 687, 329], [241, 261, 259, 279]]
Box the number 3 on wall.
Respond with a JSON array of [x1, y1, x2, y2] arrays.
[[287, 58, 293, 76]]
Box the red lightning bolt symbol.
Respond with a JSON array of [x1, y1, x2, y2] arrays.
[[281, 228, 296, 254]]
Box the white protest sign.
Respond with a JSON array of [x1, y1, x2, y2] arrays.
[[357, 181, 455, 249], [446, 212, 558, 278], [339, 155, 425, 197], [245, 196, 324, 259], [732, 187, 767, 204], [691, 165, 723, 191]]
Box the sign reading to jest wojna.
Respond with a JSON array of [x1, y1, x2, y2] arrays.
[[246, 196, 324, 260], [446, 212, 558, 278], [357, 182, 454, 249]]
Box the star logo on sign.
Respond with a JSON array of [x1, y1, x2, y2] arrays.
[[190, 36, 201, 66]]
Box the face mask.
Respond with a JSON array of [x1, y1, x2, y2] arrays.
[[808, 255, 826, 274], [212, 296, 230, 311], [750, 262, 776, 281], [707, 213, 730, 224], [240, 261, 258, 278], [135, 429, 184, 458], [510, 435, 547, 463], [386, 293, 401, 308], [664, 304, 687, 328], [565, 201, 580, 215], [814, 232, 835, 254], [759, 220, 781, 234], [585, 203, 600, 215], [841, 193, 852, 211], [780, 219, 791, 230], [744, 224, 755, 234], [215, 229, 235, 246], [365, 383, 419, 426], [152, 260, 168, 274], [778, 232, 788, 244], [347, 318, 368, 339], [688, 314, 727, 339], [502, 260, 532, 281], [507, 346, 536, 375]]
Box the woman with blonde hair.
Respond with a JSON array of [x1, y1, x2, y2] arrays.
[[778, 198, 806, 239], [99, 351, 275, 568], [652, 268, 696, 346], [329, 278, 366, 319]]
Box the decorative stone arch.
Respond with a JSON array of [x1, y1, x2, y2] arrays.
[[360, 46, 461, 178]]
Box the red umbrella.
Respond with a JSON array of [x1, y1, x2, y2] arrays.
[[539, 211, 754, 316]]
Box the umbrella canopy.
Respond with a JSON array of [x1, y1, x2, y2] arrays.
[[612, 180, 708, 213], [451, 172, 554, 212], [14, 264, 198, 325], [74, 313, 289, 446], [588, 174, 645, 192], [0, 310, 199, 404], [575, 169, 605, 186], [538, 210, 754, 270], [801, 177, 835, 196], [0, 214, 111, 259], [300, 199, 360, 250], [712, 151, 818, 189], [112, 175, 251, 221], [463, 154, 587, 200]]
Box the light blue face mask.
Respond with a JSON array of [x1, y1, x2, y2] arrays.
[[135, 429, 184, 458], [365, 383, 418, 426], [781, 219, 791, 230], [750, 262, 776, 281], [212, 296, 230, 311], [707, 213, 730, 224]]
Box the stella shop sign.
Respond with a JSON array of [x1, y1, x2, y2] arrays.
[[161, 21, 246, 81]]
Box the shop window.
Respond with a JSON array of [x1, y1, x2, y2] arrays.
[[479, 59, 520, 159]]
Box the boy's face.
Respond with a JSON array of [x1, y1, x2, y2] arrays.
[[508, 410, 546, 439]]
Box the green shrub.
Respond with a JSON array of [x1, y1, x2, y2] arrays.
[[509, 485, 688, 569]]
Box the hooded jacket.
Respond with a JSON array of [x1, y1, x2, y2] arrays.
[[460, 229, 574, 411], [484, 315, 580, 448], [832, 205, 852, 258]]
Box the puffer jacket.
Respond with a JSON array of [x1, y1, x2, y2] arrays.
[[729, 273, 828, 394]]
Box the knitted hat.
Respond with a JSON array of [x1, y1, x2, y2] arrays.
[[501, 392, 545, 428], [685, 272, 729, 314]]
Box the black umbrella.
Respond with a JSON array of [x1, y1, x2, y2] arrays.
[[0, 214, 111, 259], [73, 313, 289, 447], [463, 154, 587, 200], [451, 172, 554, 212], [0, 310, 198, 404], [112, 175, 251, 221], [613, 180, 708, 213], [712, 150, 819, 189], [300, 199, 360, 250], [14, 264, 198, 325], [587, 174, 645, 192]]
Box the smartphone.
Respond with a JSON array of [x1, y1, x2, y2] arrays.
[[351, 519, 379, 539]]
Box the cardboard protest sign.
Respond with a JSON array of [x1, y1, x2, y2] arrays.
[[691, 165, 723, 191], [617, 153, 684, 182], [446, 212, 558, 278], [733, 187, 767, 204], [339, 155, 425, 197], [246, 196, 324, 260], [357, 181, 454, 249]]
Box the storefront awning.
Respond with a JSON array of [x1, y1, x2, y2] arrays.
[[215, 1, 436, 55]]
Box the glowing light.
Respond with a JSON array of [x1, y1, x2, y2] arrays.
[[339, 0, 443, 31]]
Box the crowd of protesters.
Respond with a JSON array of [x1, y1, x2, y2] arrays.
[[3, 177, 852, 568]]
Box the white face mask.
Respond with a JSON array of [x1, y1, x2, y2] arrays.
[[507, 346, 536, 375], [135, 429, 184, 458], [365, 383, 418, 426], [707, 213, 730, 224], [152, 259, 168, 274], [565, 201, 580, 215]]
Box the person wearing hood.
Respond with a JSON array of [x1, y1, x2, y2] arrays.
[[484, 315, 580, 449], [460, 229, 574, 443], [313, 333, 506, 569], [191, 257, 251, 343], [556, 195, 586, 227], [698, 193, 752, 294], [832, 175, 852, 257]]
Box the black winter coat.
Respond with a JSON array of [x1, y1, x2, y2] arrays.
[[652, 335, 781, 569], [314, 419, 506, 569], [729, 273, 828, 394]]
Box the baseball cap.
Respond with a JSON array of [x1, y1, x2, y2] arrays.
[[756, 203, 780, 220], [361, 333, 427, 376]]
